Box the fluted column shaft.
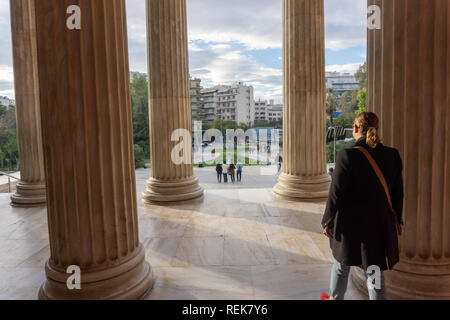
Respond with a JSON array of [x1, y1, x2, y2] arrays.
[[35, 0, 152, 299], [9, 0, 46, 207], [352, 0, 449, 299], [143, 0, 203, 203], [274, 0, 330, 201]]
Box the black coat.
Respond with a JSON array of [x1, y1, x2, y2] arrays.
[[321, 137, 404, 271]]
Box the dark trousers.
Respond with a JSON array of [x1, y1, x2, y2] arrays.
[[230, 173, 235, 182], [237, 171, 242, 182], [217, 172, 222, 182]]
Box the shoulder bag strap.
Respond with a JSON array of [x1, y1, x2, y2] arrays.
[[354, 146, 400, 229]]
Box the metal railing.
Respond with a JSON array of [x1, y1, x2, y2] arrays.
[[0, 171, 19, 193]]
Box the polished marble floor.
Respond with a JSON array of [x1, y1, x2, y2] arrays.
[[0, 167, 365, 300]]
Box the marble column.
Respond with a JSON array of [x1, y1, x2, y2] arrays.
[[35, 0, 153, 299], [143, 0, 203, 203], [273, 0, 331, 201], [9, 0, 46, 207], [352, 0, 450, 299]]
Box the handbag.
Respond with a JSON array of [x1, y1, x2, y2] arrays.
[[354, 146, 401, 235]]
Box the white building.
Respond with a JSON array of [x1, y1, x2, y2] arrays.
[[255, 99, 268, 121], [267, 102, 283, 122], [254, 99, 283, 122], [199, 89, 218, 123], [0, 96, 14, 107], [326, 72, 359, 94], [211, 82, 255, 126]]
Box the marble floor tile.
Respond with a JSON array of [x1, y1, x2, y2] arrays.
[[17, 245, 50, 268], [0, 239, 49, 267], [151, 266, 254, 296], [138, 214, 190, 239], [260, 216, 307, 236], [267, 233, 329, 265], [0, 286, 40, 300], [224, 203, 267, 218], [223, 217, 267, 241], [0, 267, 45, 288], [251, 264, 332, 299], [224, 235, 275, 266], [183, 214, 225, 238], [237, 189, 275, 204], [143, 237, 183, 267], [171, 237, 225, 267], [147, 286, 254, 300]]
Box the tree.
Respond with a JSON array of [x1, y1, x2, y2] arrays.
[[327, 139, 355, 164], [340, 90, 358, 114], [355, 62, 367, 90], [134, 144, 146, 169], [0, 130, 18, 170], [355, 89, 367, 115], [238, 122, 250, 132], [0, 107, 17, 136], [326, 88, 339, 126], [130, 74, 150, 158], [211, 119, 238, 134], [334, 113, 355, 129]]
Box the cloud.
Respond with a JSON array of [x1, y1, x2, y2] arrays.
[[189, 42, 282, 101], [0, 0, 367, 101], [187, 0, 282, 50], [326, 63, 363, 74], [325, 0, 367, 50]]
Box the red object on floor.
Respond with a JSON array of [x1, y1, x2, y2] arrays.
[[320, 292, 330, 300]]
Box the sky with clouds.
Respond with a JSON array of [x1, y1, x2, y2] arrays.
[[0, 0, 367, 103]]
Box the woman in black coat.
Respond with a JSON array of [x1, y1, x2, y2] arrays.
[[322, 112, 404, 300]]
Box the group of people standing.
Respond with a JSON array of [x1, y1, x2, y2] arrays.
[[215, 162, 243, 183]]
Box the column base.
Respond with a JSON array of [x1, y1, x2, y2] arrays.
[[273, 173, 330, 202], [10, 181, 46, 207], [38, 244, 153, 300], [351, 260, 450, 300], [142, 176, 204, 203]]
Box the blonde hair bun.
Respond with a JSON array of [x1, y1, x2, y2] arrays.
[[355, 112, 381, 148]]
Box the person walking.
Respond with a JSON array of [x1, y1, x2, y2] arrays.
[[277, 154, 283, 173], [227, 163, 236, 183], [328, 167, 334, 177], [321, 112, 404, 300], [236, 161, 243, 182], [215, 163, 223, 183]]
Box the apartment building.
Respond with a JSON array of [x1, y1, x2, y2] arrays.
[[254, 99, 283, 122], [255, 99, 268, 121], [214, 82, 255, 126], [190, 78, 203, 121]]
